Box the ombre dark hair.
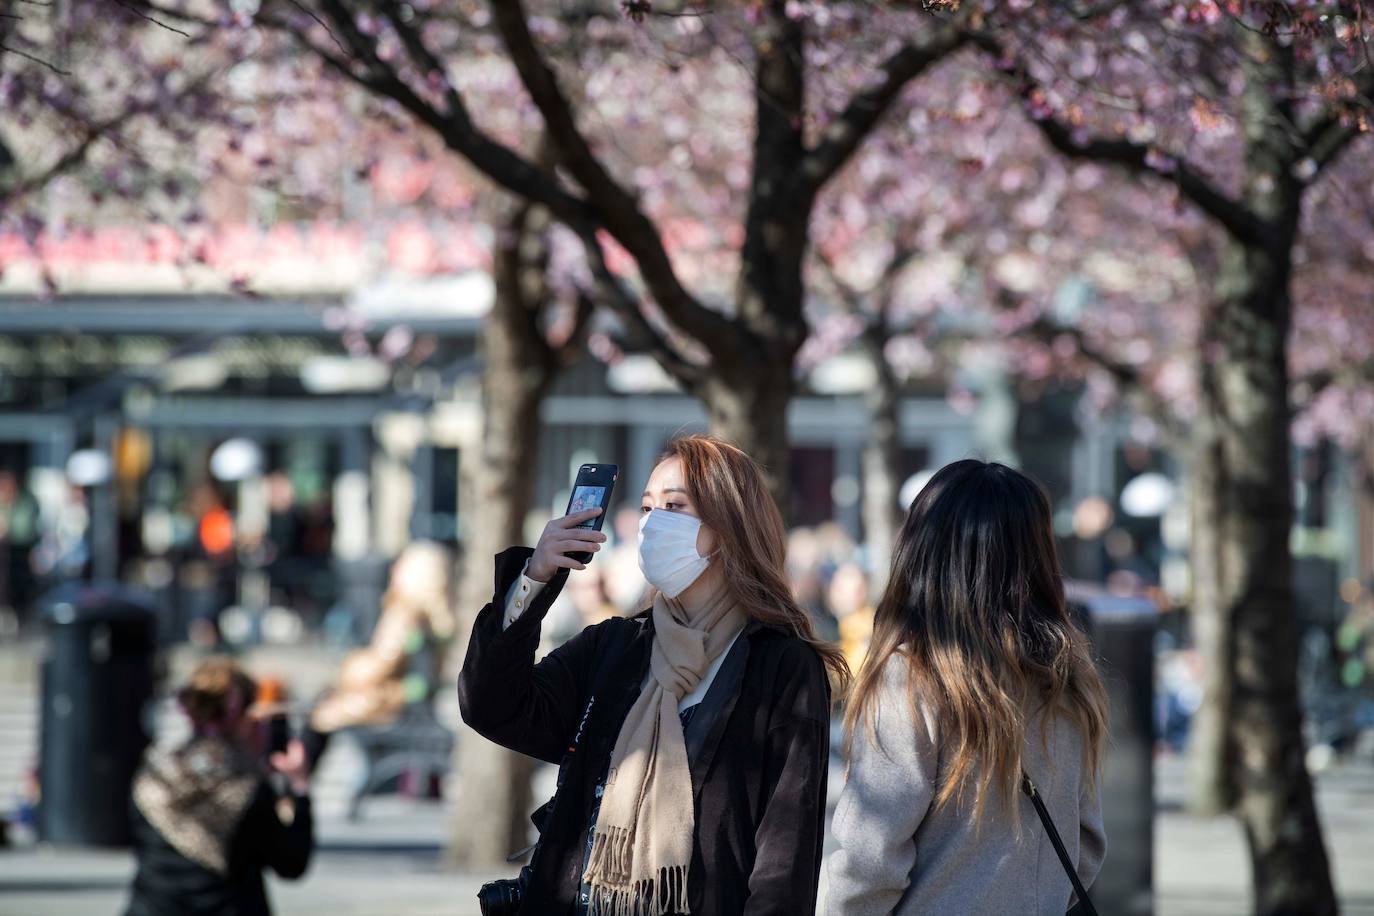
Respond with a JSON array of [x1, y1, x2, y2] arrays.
[[844, 460, 1108, 821]]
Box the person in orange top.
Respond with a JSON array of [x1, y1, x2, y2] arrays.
[[198, 506, 234, 557], [828, 562, 875, 675]]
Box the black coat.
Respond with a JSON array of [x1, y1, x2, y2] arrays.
[[125, 782, 312, 916], [459, 547, 832, 916]]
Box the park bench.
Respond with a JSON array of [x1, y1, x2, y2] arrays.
[[339, 640, 453, 820]]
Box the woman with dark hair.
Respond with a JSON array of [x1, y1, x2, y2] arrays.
[[126, 657, 314, 916], [460, 435, 846, 915], [824, 460, 1109, 916]]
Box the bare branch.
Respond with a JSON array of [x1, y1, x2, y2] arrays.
[[795, 26, 969, 198], [814, 248, 867, 315], [1035, 116, 1268, 246], [90, 0, 218, 29], [0, 42, 70, 74], [1023, 315, 1181, 436], [487, 0, 734, 352], [258, 0, 599, 234], [375, 2, 464, 122], [1, 130, 99, 203], [1298, 67, 1374, 172], [876, 247, 919, 301], [285, 0, 348, 59], [815, 243, 918, 330], [110, 0, 190, 37], [577, 227, 706, 391], [967, 31, 1274, 249], [1293, 356, 1374, 404], [2, 65, 221, 206]]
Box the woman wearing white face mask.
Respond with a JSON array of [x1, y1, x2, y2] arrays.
[[459, 434, 847, 916]]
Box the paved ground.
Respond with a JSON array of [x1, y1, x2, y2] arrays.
[[2, 641, 1372, 915], [0, 641, 497, 915], [0, 797, 490, 916], [1153, 753, 1374, 916]]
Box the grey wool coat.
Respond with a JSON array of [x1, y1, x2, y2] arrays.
[[823, 655, 1106, 916]]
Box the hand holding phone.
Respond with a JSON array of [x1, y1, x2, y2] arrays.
[[527, 509, 607, 581], [527, 463, 618, 582], [268, 739, 311, 796]]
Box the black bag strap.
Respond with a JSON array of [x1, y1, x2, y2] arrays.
[[1020, 771, 1099, 916]]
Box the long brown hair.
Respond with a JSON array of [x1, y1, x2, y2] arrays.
[[661, 435, 850, 689], [844, 460, 1108, 822]]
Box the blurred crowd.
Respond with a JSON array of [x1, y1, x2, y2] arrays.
[[9, 480, 1374, 779], [0, 461, 339, 646]]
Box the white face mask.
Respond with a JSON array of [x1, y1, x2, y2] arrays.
[[638, 508, 713, 599]]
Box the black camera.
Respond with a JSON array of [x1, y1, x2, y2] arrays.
[[477, 866, 531, 916]]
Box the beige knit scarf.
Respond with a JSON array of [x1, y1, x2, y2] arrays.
[[582, 577, 745, 916]]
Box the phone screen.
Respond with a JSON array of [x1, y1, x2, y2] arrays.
[[568, 484, 608, 528]]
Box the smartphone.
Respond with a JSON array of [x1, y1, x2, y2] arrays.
[[266, 713, 290, 756], [564, 463, 617, 564]]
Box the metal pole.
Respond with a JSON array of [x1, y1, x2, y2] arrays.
[[90, 416, 119, 581]]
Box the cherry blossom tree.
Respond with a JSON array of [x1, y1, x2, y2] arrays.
[[959, 3, 1374, 909], [805, 50, 1189, 595], [808, 58, 1003, 596], [108, 0, 980, 512], [7, 0, 604, 863], [36, 2, 1374, 896], [0, 0, 239, 242], [76, 2, 982, 864]]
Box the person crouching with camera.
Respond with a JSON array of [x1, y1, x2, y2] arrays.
[[125, 657, 314, 916], [460, 435, 847, 915]]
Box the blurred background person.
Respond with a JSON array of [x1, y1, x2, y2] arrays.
[[602, 506, 650, 614], [0, 469, 40, 635], [305, 541, 454, 762], [1335, 580, 1374, 701], [827, 561, 875, 676], [566, 566, 620, 627], [125, 657, 313, 916], [787, 526, 834, 640], [29, 481, 91, 588]]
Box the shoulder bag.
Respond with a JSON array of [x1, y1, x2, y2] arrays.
[[1020, 771, 1100, 916]]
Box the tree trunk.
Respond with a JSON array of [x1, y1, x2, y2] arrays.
[[707, 2, 807, 521], [447, 392, 542, 868], [1212, 26, 1337, 909], [1211, 243, 1336, 914], [1185, 395, 1234, 815], [700, 359, 795, 521], [859, 324, 902, 600], [447, 204, 559, 869]]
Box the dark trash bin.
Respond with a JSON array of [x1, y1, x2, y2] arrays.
[[1066, 582, 1156, 916], [37, 583, 158, 846]]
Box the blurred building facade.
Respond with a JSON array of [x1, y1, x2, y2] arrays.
[[0, 225, 1368, 653]]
